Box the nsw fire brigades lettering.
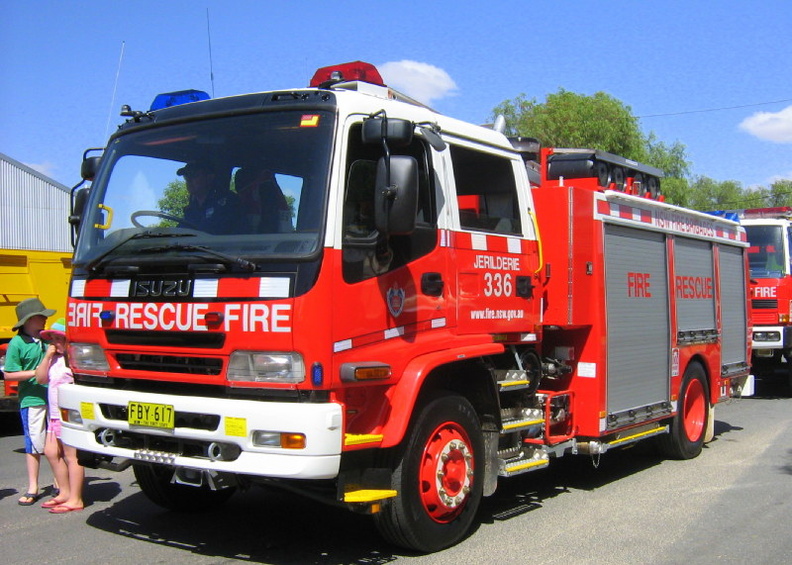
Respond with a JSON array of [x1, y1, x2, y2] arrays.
[[69, 301, 292, 332]]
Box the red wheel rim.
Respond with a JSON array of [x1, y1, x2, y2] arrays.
[[682, 378, 706, 442], [418, 421, 475, 524]]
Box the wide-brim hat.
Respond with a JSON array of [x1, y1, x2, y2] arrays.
[[177, 162, 211, 177], [40, 317, 67, 341], [13, 298, 56, 330]]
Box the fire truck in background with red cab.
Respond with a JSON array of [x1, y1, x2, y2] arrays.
[[59, 61, 752, 552], [729, 207, 792, 387]]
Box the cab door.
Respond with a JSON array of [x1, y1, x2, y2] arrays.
[[447, 141, 541, 336], [332, 119, 449, 361]]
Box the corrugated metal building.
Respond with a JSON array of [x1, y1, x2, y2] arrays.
[[0, 152, 71, 252]]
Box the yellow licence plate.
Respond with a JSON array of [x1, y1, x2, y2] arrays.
[[128, 401, 175, 429]]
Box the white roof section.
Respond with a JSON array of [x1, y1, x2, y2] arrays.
[[0, 152, 72, 252]]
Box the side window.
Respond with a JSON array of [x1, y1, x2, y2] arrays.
[[342, 123, 437, 283], [451, 145, 522, 236]]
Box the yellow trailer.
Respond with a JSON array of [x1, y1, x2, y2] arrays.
[[0, 248, 72, 410]]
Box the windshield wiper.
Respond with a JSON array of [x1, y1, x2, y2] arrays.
[[83, 231, 195, 273], [138, 243, 258, 272]]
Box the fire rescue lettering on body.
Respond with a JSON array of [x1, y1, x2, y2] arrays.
[[675, 276, 713, 300], [627, 272, 652, 297], [69, 301, 292, 332]]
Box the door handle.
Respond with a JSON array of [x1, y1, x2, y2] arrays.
[[421, 272, 444, 296]]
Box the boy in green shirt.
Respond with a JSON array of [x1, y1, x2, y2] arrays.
[[4, 298, 55, 505]]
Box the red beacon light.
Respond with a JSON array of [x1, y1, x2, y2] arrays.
[[742, 207, 792, 218], [309, 61, 384, 88]]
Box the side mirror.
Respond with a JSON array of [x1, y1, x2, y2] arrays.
[[69, 186, 90, 230], [362, 117, 413, 147], [375, 155, 418, 235], [81, 156, 101, 181]]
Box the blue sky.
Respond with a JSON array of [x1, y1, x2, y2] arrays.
[[2, 1, 791, 193]]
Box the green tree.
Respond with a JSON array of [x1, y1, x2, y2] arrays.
[[158, 179, 189, 220], [493, 89, 647, 161], [493, 90, 697, 206], [766, 179, 792, 208], [686, 176, 744, 211], [644, 134, 692, 206]]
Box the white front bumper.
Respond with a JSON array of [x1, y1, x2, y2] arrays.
[[59, 383, 343, 479]]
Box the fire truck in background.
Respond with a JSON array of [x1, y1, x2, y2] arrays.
[[59, 61, 752, 552], [730, 208, 792, 386]]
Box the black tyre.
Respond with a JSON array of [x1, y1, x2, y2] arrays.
[[611, 166, 625, 191], [658, 362, 709, 460], [133, 463, 236, 512], [374, 393, 484, 553]]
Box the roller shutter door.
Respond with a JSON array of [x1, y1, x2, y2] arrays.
[[604, 224, 670, 414], [719, 245, 748, 366], [675, 238, 716, 333]]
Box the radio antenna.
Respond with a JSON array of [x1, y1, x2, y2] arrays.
[[105, 40, 125, 139], [206, 8, 215, 97]]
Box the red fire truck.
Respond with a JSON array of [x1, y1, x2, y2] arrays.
[[59, 61, 752, 552], [732, 207, 792, 386]]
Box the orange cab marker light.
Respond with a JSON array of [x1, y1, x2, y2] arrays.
[[282, 433, 306, 449], [340, 362, 392, 382]]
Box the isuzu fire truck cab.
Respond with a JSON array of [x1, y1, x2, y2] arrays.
[[59, 61, 752, 552]]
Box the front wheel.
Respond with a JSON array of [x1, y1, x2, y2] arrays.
[[659, 362, 709, 460], [133, 463, 236, 512], [374, 393, 484, 553]]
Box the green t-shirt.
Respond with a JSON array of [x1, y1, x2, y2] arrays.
[[5, 333, 47, 409]]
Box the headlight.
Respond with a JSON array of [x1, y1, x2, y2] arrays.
[[754, 331, 781, 342], [228, 351, 305, 384], [68, 343, 110, 371]]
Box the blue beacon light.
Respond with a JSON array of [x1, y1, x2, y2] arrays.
[[149, 89, 210, 111]]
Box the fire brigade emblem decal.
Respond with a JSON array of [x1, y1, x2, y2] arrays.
[[387, 284, 405, 317]]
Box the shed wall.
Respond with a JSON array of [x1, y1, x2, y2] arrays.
[[0, 153, 71, 252]]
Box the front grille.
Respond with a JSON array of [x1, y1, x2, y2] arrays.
[[106, 330, 225, 349], [752, 312, 779, 325], [752, 299, 778, 309], [116, 353, 223, 375]]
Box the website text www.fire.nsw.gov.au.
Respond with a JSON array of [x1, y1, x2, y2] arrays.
[[469, 308, 526, 321]]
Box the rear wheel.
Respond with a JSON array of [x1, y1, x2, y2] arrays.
[[374, 394, 484, 553], [659, 362, 709, 459], [133, 463, 236, 512]]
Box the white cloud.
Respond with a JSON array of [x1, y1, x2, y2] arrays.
[[768, 172, 792, 184], [378, 60, 458, 107], [739, 105, 792, 143], [25, 161, 56, 178]]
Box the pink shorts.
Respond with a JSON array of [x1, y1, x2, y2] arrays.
[[47, 418, 62, 439]]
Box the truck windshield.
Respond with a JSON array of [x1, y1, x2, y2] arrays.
[[73, 110, 333, 272], [745, 225, 788, 278]]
